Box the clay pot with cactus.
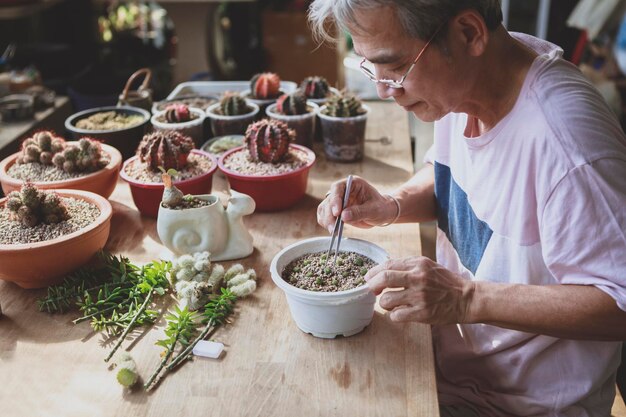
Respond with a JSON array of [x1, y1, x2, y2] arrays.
[[318, 92, 370, 162], [205, 92, 259, 137], [119, 130, 217, 217], [0, 182, 112, 288], [218, 119, 315, 211], [0, 130, 122, 198], [151, 103, 206, 147], [265, 91, 318, 149]]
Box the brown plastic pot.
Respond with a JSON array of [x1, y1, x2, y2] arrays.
[[0, 143, 122, 198], [0, 189, 113, 289]]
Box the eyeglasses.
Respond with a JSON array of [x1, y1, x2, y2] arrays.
[[359, 24, 444, 89]]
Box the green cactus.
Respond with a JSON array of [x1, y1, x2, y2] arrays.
[[52, 138, 108, 174], [322, 92, 365, 118], [17, 130, 66, 165], [6, 183, 68, 227], [276, 91, 307, 116], [219, 92, 251, 116]]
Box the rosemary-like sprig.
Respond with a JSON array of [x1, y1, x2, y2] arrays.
[[144, 306, 197, 390]]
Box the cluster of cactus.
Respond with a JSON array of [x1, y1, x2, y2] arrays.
[[300, 76, 330, 99], [137, 130, 194, 172], [219, 92, 250, 116], [250, 72, 281, 99], [6, 183, 69, 227], [322, 92, 365, 118], [164, 104, 192, 123], [17, 130, 66, 165], [245, 119, 294, 164], [52, 138, 108, 173], [276, 91, 307, 116]]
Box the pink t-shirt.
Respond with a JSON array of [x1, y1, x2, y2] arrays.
[[428, 33, 626, 416]]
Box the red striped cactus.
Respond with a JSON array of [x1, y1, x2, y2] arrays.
[[250, 73, 281, 99], [137, 130, 194, 172], [245, 119, 294, 163], [164, 104, 192, 123]]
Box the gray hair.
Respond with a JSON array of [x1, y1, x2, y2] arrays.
[[308, 0, 503, 44]]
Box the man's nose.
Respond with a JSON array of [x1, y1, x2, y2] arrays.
[[376, 83, 403, 100]]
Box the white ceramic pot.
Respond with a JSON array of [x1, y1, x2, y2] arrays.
[[151, 107, 206, 146], [205, 101, 259, 137], [270, 236, 389, 339]]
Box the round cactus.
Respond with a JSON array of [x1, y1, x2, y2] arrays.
[[17, 130, 66, 165], [6, 183, 68, 227], [164, 104, 192, 123], [322, 92, 365, 118], [250, 72, 281, 99], [245, 119, 294, 164], [52, 138, 108, 174], [137, 130, 195, 172], [300, 76, 330, 99], [276, 91, 307, 116], [219, 92, 251, 116]]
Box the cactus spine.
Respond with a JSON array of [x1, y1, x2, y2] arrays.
[[219, 92, 251, 116], [245, 119, 294, 163], [52, 138, 108, 174], [276, 91, 307, 116], [322, 92, 365, 118], [6, 183, 69, 227], [137, 130, 195, 172], [300, 76, 330, 99], [250, 73, 281, 99]]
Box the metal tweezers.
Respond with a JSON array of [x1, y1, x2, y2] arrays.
[[325, 175, 353, 266]]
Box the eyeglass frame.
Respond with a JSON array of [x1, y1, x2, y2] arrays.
[[359, 23, 446, 89]]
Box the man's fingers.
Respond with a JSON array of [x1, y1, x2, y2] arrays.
[[379, 289, 418, 311], [366, 270, 409, 295]]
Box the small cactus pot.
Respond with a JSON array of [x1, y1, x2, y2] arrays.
[[265, 102, 318, 149], [205, 102, 259, 137], [269, 236, 389, 339], [0, 143, 122, 198], [119, 150, 218, 218], [317, 104, 370, 163], [308, 87, 340, 143], [241, 89, 284, 119], [151, 107, 206, 148]]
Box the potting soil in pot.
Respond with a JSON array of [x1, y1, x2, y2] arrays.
[[7, 157, 111, 182], [282, 251, 376, 292], [0, 197, 100, 244], [161, 197, 211, 210], [76, 111, 144, 130], [223, 148, 311, 176], [124, 153, 213, 183]]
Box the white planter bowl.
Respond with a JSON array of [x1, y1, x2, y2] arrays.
[[270, 236, 389, 339], [151, 107, 206, 146]]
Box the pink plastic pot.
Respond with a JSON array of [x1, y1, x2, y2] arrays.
[[119, 150, 218, 218], [218, 145, 316, 212]]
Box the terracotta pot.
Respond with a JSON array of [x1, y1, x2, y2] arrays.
[[0, 143, 122, 198], [64, 106, 151, 159], [218, 145, 315, 212], [205, 102, 259, 137], [270, 236, 389, 338], [0, 189, 113, 289], [317, 104, 370, 162], [151, 107, 206, 148], [120, 150, 218, 218], [265, 102, 318, 149]]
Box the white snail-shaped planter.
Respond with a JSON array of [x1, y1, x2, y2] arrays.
[[157, 190, 255, 261]]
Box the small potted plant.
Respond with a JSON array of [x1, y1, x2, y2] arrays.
[[205, 92, 259, 137], [217, 119, 316, 212], [0, 130, 122, 198], [270, 236, 388, 338], [317, 92, 370, 162], [299, 76, 339, 106], [119, 130, 218, 218], [265, 91, 318, 149], [151, 103, 206, 147], [243, 72, 284, 115], [157, 172, 255, 261], [0, 182, 112, 288]]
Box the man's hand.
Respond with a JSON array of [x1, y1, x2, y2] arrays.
[[365, 256, 475, 324], [317, 176, 398, 232]]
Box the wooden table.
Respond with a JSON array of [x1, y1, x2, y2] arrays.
[[0, 101, 438, 417]]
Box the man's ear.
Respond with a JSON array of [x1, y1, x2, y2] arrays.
[[449, 10, 489, 57]]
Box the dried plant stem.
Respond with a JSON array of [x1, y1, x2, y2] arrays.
[[165, 319, 218, 372], [104, 289, 154, 363]]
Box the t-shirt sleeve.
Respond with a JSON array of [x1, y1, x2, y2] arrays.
[[540, 158, 626, 311], [424, 144, 435, 165]]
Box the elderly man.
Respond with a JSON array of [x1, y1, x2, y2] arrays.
[[311, 1, 626, 416]]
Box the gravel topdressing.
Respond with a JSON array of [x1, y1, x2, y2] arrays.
[[124, 153, 213, 183], [161, 197, 212, 210], [223, 148, 311, 176], [0, 197, 101, 245], [7, 159, 109, 182], [76, 111, 144, 130], [282, 251, 377, 292]]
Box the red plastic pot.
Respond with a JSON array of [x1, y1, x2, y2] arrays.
[[119, 150, 218, 218], [218, 145, 316, 212]]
